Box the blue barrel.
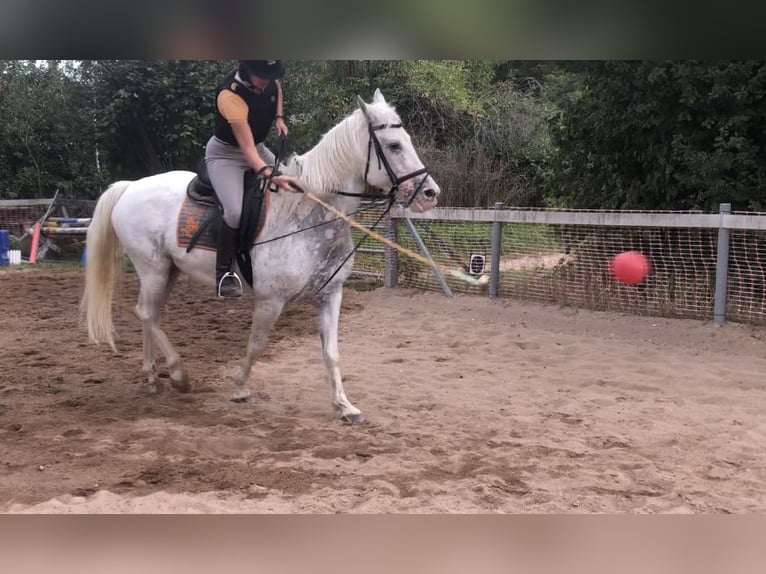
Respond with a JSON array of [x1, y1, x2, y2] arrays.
[[0, 229, 9, 266]]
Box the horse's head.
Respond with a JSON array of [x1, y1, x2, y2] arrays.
[[356, 89, 440, 213]]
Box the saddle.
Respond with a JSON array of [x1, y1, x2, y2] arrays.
[[186, 161, 219, 207], [181, 160, 269, 288]]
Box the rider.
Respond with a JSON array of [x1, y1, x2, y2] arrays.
[[206, 59, 299, 298]]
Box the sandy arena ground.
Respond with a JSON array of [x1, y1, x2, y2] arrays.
[[1, 267, 765, 513]]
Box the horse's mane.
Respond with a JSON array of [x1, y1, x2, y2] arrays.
[[281, 102, 401, 195]]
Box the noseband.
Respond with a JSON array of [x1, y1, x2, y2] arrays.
[[364, 122, 429, 207]]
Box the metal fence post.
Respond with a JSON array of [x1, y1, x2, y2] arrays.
[[713, 202, 731, 326], [489, 201, 503, 299], [384, 215, 398, 288], [402, 217, 453, 298]]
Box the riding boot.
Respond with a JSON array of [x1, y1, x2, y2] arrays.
[[215, 222, 243, 299]]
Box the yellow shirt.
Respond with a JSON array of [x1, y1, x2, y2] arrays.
[[217, 90, 249, 124]]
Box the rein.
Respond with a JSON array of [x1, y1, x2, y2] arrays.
[[313, 197, 395, 295], [257, 120, 428, 293], [253, 198, 391, 246], [254, 134, 391, 246]]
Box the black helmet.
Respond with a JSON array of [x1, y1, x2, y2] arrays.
[[238, 60, 284, 80]]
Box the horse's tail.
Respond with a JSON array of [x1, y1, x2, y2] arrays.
[[81, 181, 131, 351]]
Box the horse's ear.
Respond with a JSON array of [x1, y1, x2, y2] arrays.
[[372, 88, 386, 104], [357, 95, 371, 120]]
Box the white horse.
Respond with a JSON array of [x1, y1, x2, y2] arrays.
[[82, 89, 440, 424]]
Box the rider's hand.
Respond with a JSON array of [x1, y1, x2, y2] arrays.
[[275, 117, 288, 136], [272, 174, 301, 193]]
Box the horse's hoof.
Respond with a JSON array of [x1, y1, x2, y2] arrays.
[[170, 374, 191, 393], [144, 381, 164, 396], [340, 412, 366, 425], [230, 389, 251, 403]]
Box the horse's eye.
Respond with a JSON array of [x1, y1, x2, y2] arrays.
[[387, 142, 402, 152]]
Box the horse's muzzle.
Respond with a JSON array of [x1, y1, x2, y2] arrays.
[[406, 185, 440, 213]]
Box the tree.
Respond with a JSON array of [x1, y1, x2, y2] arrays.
[[81, 60, 230, 180], [0, 60, 101, 198], [0, 59, 559, 206], [546, 61, 766, 211]]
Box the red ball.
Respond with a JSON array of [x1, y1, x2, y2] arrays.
[[609, 251, 650, 285]]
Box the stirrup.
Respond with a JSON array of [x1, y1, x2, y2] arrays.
[[217, 272, 243, 298]]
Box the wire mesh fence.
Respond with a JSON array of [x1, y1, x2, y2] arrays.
[[394, 218, 494, 296], [375, 206, 766, 326], [347, 201, 391, 279], [394, 220, 718, 319], [728, 230, 766, 324], [0, 199, 53, 236], [493, 224, 719, 320]]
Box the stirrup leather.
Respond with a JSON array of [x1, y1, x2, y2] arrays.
[[217, 271, 243, 298]]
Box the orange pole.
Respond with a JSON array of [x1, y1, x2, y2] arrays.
[[29, 221, 41, 264]]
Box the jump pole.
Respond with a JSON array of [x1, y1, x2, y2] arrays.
[[29, 221, 41, 264]]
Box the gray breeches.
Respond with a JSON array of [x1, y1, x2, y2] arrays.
[[205, 136, 275, 229]]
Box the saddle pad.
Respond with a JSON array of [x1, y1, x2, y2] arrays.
[[176, 190, 271, 254], [176, 196, 218, 252]]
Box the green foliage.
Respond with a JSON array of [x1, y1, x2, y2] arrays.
[[0, 60, 103, 198], [81, 60, 231, 180], [546, 61, 766, 211], [1, 60, 556, 205], [282, 60, 483, 148], [5, 60, 764, 212], [281, 60, 555, 207]]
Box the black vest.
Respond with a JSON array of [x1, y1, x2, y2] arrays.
[[214, 71, 278, 146]]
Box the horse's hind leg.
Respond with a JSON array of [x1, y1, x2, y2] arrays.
[[134, 263, 188, 393], [316, 287, 364, 424], [141, 318, 160, 393], [137, 265, 181, 393]]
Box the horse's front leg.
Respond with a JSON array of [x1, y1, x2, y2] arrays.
[[316, 287, 364, 424], [232, 297, 285, 402]]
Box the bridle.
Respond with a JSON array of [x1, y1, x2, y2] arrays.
[[361, 122, 430, 208], [270, 121, 431, 207], [262, 120, 432, 294], [307, 121, 429, 293]]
